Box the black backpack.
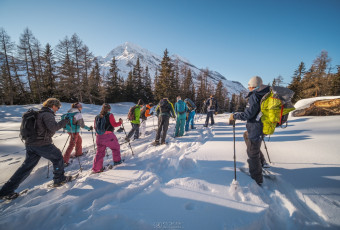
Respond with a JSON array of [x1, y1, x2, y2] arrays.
[[19, 109, 40, 142], [159, 99, 170, 113]]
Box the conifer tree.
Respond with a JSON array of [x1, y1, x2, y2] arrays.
[[182, 68, 195, 101], [82, 45, 93, 103], [125, 70, 135, 102], [142, 66, 154, 103], [106, 57, 121, 103], [288, 62, 305, 103], [41, 43, 57, 98], [0, 28, 15, 105], [55, 36, 76, 102], [155, 49, 173, 101], [70, 34, 84, 101], [88, 60, 104, 104]]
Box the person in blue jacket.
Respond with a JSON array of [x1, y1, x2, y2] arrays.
[[229, 76, 270, 186], [174, 96, 188, 137]]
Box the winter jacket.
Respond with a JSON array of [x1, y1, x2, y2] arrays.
[[175, 100, 188, 118], [140, 104, 152, 120], [131, 105, 142, 125], [27, 107, 68, 146], [234, 85, 271, 141], [64, 108, 91, 133], [156, 99, 175, 118], [94, 113, 122, 135], [206, 97, 218, 112]]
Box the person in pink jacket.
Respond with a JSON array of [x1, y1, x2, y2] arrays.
[[92, 103, 123, 173]]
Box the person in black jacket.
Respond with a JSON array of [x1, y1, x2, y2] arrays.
[[229, 76, 270, 186], [0, 98, 70, 199], [204, 95, 218, 127]]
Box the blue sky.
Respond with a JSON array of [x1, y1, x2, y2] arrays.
[[1, 0, 339, 88]]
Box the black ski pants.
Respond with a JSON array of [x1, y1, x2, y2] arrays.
[[205, 111, 215, 126], [0, 144, 65, 196], [243, 131, 263, 184], [155, 115, 170, 143], [127, 123, 140, 140]]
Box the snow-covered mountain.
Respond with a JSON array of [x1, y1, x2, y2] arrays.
[[97, 42, 247, 96]]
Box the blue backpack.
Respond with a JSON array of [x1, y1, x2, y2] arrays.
[[177, 100, 186, 115], [95, 114, 107, 135], [61, 112, 78, 133]]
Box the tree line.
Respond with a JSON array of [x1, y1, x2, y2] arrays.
[[0, 27, 240, 113]]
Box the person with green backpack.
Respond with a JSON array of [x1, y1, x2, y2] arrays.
[[174, 96, 188, 137], [229, 76, 270, 186], [125, 99, 144, 142]]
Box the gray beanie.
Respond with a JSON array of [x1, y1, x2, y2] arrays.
[[248, 76, 263, 88]]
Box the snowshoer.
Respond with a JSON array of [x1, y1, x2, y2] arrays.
[[140, 102, 154, 137], [0, 98, 71, 199], [204, 95, 218, 127], [92, 103, 123, 173], [184, 98, 197, 131], [174, 96, 188, 137], [126, 99, 144, 142], [229, 76, 270, 185], [152, 98, 176, 145], [63, 102, 93, 166]]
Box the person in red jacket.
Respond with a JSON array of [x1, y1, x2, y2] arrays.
[[92, 103, 123, 173]]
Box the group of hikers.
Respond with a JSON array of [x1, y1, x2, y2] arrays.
[[0, 75, 271, 200]]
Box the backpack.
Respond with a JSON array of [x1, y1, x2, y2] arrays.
[[61, 112, 78, 133], [208, 98, 215, 110], [159, 99, 170, 114], [19, 109, 40, 142], [140, 106, 148, 120], [127, 105, 137, 121], [185, 98, 196, 111], [95, 113, 110, 135], [176, 100, 186, 115], [260, 86, 296, 135]]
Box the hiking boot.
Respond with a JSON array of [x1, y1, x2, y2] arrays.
[[191, 126, 196, 129], [161, 141, 166, 145], [0, 192, 19, 200], [152, 141, 160, 146], [64, 162, 70, 168], [114, 160, 123, 166], [262, 162, 270, 168], [125, 137, 130, 142], [53, 175, 73, 187]]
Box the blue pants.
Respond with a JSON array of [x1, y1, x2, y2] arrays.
[[185, 111, 196, 131], [175, 114, 186, 137], [205, 111, 215, 126], [0, 144, 65, 196]]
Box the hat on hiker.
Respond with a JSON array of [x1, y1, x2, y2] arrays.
[[248, 76, 263, 88]]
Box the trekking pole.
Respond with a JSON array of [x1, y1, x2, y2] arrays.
[[47, 161, 50, 178], [91, 130, 96, 153], [233, 122, 237, 181], [61, 135, 71, 153], [122, 123, 134, 156], [230, 119, 239, 190], [262, 137, 272, 164]]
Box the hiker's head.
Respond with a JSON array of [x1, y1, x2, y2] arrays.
[[177, 96, 181, 101], [72, 102, 83, 111], [137, 99, 144, 106], [210, 95, 214, 98], [43, 98, 61, 113], [248, 76, 263, 91], [100, 103, 111, 117], [149, 103, 154, 107]]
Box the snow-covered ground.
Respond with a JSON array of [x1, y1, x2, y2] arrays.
[[0, 98, 339, 230]]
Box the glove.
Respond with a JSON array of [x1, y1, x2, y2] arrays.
[[229, 114, 235, 125], [119, 118, 123, 123], [88, 126, 93, 131]]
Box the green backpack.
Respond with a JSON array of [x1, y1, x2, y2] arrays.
[[260, 86, 295, 135]]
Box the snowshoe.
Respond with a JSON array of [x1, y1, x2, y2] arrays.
[[50, 174, 79, 188]]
